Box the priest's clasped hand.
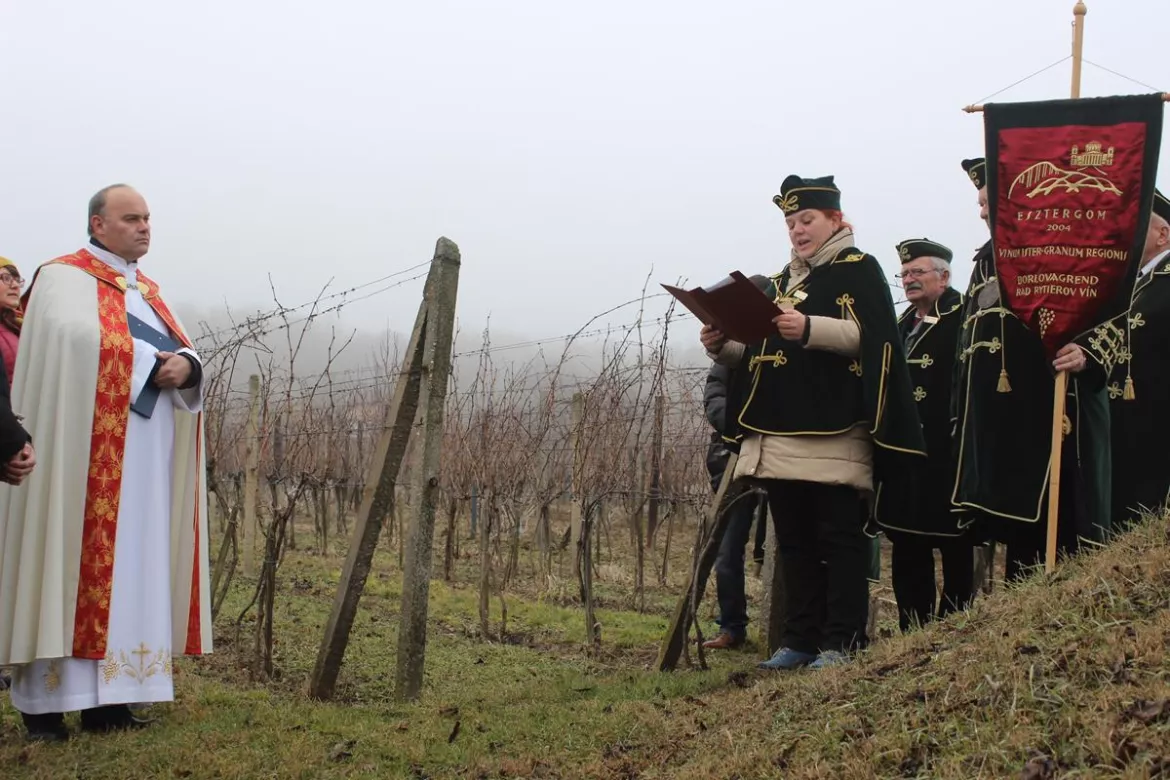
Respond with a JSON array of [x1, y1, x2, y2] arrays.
[[153, 351, 193, 389], [3, 442, 36, 485], [773, 310, 808, 341], [1052, 344, 1089, 373]]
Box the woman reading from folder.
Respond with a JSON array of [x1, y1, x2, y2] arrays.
[[700, 174, 925, 670]]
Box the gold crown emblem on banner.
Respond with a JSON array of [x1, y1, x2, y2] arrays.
[[1070, 141, 1115, 168], [1010, 142, 1122, 199]]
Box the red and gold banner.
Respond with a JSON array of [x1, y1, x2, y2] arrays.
[[985, 93, 1164, 358]]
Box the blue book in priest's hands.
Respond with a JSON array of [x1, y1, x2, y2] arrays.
[[127, 312, 179, 419]]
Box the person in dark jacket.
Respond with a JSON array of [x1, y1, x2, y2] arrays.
[[951, 158, 1110, 581], [1090, 188, 1170, 529], [704, 176, 928, 671], [702, 355, 766, 649], [887, 238, 973, 631]]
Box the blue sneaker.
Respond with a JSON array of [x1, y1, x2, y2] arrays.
[[757, 647, 817, 670], [808, 650, 849, 669]]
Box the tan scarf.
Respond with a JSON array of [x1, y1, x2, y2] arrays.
[[785, 227, 856, 290]]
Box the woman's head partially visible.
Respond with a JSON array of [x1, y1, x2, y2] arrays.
[[0, 257, 24, 325], [773, 175, 850, 260]]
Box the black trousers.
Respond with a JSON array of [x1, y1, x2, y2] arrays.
[[766, 480, 869, 655], [712, 490, 762, 638], [888, 530, 975, 632]]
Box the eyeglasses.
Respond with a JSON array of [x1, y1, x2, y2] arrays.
[[0, 273, 23, 287], [894, 268, 940, 280]]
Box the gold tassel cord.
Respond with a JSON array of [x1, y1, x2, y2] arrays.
[[1122, 266, 1139, 401], [997, 302, 1012, 394]]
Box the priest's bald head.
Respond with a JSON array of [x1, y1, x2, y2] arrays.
[[88, 184, 151, 261]]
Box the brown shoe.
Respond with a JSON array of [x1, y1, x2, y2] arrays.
[[701, 632, 745, 650]]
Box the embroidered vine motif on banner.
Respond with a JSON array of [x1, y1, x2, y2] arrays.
[[1037, 308, 1056, 338]]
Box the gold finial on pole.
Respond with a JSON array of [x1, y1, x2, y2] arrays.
[[1071, 1, 1088, 98]]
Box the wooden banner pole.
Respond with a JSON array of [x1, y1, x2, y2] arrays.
[[1070, 1, 1087, 99], [1045, 370, 1069, 573], [1043, 3, 1085, 574]]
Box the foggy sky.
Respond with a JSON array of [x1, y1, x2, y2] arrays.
[[2, 0, 1167, 354]]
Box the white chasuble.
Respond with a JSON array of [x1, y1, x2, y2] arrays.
[[0, 245, 211, 714]]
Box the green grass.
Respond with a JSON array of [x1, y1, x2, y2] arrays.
[[0, 533, 749, 778], [5, 519, 1170, 778]]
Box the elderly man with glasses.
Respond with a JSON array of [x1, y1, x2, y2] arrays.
[[886, 238, 973, 631]]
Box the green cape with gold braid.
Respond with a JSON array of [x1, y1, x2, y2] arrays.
[[951, 240, 1111, 544], [898, 285, 966, 536], [724, 245, 932, 533], [1085, 251, 1170, 528]]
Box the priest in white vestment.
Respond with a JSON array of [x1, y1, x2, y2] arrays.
[[0, 185, 212, 741]]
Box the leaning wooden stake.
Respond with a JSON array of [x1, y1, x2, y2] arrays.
[[308, 238, 461, 702], [395, 239, 460, 702], [656, 457, 745, 672]]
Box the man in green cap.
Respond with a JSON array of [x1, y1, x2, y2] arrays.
[[887, 238, 972, 630]]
